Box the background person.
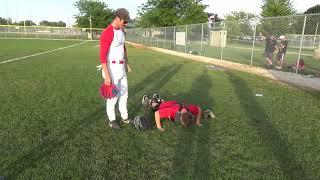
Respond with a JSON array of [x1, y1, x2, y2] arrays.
[[264, 34, 277, 68], [275, 35, 288, 70]]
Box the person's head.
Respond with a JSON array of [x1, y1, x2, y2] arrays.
[[299, 58, 304, 65], [180, 108, 194, 128], [113, 8, 130, 29], [280, 35, 286, 41]]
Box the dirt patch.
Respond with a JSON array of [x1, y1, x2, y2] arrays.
[[126, 41, 320, 91], [128, 42, 146, 49]]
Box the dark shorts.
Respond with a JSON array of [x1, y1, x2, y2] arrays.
[[277, 53, 286, 61], [265, 52, 273, 60]]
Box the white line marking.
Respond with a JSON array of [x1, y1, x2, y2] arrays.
[[0, 41, 89, 65]]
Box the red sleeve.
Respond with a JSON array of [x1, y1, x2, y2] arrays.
[[187, 105, 200, 116], [100, 25, 114, 64]]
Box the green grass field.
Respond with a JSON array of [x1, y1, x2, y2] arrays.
[[0, 39, 320, 179], [135, 37, 320, 75]]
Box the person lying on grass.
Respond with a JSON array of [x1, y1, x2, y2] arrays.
[[142, 94, 214, 132]]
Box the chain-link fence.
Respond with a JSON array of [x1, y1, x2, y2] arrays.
[[0, 25, 104, 40], [126, 14, 320, 76]]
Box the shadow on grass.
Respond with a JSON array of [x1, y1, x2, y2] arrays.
[[128, 64, 183, 118], [2, 64, 182, 179], [170, 70, 214, 179], [227, 72, 308, 179]]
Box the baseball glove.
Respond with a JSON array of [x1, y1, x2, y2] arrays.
[[99, 83, 119, 99]]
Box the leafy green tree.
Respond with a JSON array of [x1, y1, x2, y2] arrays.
[[259, 0, 295, 35], [39, 20, 50, 26], [207, 13, 222, 23], [74, 0, 114, 28], [0, 17, 12, 25], [225, 11, 256, 21], [304, 4, 320, 14], [261, 0, 295, 17], [39, 20, 66, 27], [137, 0, 208, 27], [16, 20, 36, 26], [303, 5, 320, 35], [225, 11, 256, 39]]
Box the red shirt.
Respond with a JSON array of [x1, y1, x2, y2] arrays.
[[158, 101, 200, 120]]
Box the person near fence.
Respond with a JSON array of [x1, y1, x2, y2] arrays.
[[287, 58, 305, 73], [264, 34, 277, 68], [142, 94, 215, 132], [275, 35, 288, 70], [99, 8, 132, 130]]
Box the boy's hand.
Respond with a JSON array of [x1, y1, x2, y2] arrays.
[[157, 127, 165, 132]]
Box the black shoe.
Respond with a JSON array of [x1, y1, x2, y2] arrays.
[[142, 95, 149, 106], [109, 121, 121, 130], [203, 110, 215, 119], [122, 118, 133, 124], [152, 94, 160, 102], [153, 94, 165, 103]]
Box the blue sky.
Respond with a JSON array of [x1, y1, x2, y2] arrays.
[[0, 0, 318, 26]]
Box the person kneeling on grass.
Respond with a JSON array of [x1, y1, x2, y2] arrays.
[[142, 94, 214, 132]]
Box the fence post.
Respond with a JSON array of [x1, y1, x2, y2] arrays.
[[250, 20, 257, 66], [140, 28, 142, 44], [313, 22, 318, 48], [174, 26, 176, 50], [156, 28, 159, 47], [151, 28, 153, 46], [220, 22, 226, 60], [5, 19, 8, 39], [164, 27, 166, 49], [185, 25, 187, 53], [24, 20, 26, 38], [148, 28, 152, 47], [200, 23, 204, 56], [296, 15, 307, 73]]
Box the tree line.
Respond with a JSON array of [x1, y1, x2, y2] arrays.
[[1, 0, 319, 31], [73, 0, 319, 32], [0, 17, 66, 27]]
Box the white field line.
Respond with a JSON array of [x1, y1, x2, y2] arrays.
[[0, 41, 88, 65]]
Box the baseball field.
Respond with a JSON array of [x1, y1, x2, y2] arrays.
[[0, 39, 319, 179]]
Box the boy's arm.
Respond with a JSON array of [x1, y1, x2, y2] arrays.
[[195, 106, 202, 126], [155, 111, 164, 132], [124, 44, 131, 72]]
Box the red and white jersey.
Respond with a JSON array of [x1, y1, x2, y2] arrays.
[[100, 24, 127, 64]]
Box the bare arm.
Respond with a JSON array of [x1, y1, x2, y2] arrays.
[[124, 44, 131, 72], [155, 111, 164, 132], [124, 53, 131, 72], [102, 63, 111, 86]]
